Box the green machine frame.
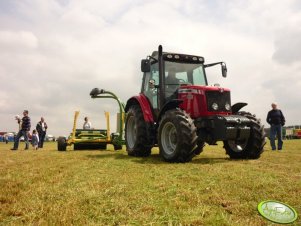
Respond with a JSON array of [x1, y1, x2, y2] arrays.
[[90, 88, 125, 147]]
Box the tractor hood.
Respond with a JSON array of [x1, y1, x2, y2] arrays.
[[177, 85, 230, 94], [177, 85, 232, 118]]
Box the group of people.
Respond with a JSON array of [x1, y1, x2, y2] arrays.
[[10, 105, 285, 151], [11, 110, 48, 151]]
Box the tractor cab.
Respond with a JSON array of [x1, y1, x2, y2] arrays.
[[141, 47, 227, 119]]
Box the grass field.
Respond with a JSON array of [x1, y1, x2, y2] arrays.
[[0, 140, 300, 225]]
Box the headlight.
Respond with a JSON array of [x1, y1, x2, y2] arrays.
[[212, 103, 218, 110], [225, 103, 231, 111]]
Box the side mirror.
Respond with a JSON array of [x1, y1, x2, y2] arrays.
[[141, 59, 150, 72], [221, 63, 227, 78]]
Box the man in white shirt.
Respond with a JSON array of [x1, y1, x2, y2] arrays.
[[83, 117, 92, 129], [36, 117, 48, 148]]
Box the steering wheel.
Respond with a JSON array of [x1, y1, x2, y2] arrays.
[[179, 79, 192, 85]]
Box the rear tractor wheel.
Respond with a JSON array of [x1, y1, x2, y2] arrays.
[[125, 105, 152, 157]]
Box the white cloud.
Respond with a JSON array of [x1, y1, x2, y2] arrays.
[[0, 30, 38, 50], [272, 29, 301, 64]]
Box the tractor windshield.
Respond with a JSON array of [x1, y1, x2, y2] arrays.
[[164, 61, 207, 86], [164, 61, 207, 100]]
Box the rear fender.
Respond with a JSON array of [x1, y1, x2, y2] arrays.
[[232, 102, 248, 114], [157, 99, 183, 123], [125, 95, 155, 123]]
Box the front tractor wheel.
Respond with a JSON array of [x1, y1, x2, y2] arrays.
[[158, 109, 197, 163], [125, 105, 152, 157], [224, 112, 266, 159]]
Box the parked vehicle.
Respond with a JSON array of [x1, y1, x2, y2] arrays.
[[124, 45, 265, 162], [46, 134, 55, 141]]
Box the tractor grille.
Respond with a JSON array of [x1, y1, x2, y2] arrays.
[[206, 90, 231, 112]]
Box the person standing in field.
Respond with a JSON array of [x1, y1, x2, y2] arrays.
[[31, 129, 39, 150], [36, 117, 48, 148], [4, 133, 8, 144], [11, 110, 31, 151], [83, 117, 92, 129], [266, 103, 286, 151]]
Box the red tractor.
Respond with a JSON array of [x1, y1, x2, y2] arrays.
[[125, 45, 265, 162]]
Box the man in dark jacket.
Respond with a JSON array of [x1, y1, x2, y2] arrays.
[[36, 117, 48, 148], [11, 110, 31, 150], [266, 103, 286, 150]]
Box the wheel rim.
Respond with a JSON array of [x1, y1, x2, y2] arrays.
[[161, 122, 177, 155], [227, 140, 248, 152], [126, 115, 136, 149]]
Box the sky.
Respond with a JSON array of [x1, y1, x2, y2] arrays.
[[0, 0, 301, 137]]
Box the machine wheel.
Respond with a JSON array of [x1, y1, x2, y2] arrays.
[[57, 137, 67, 151], [158, 108, 197, 163], [125, 105, 152, 157], [110, 133, 123, 151], [224, 111, 266, 159]]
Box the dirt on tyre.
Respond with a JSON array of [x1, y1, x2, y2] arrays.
[[125, 105, 152, 157], [158, 108, 197, 163], [57, 137, 67, 151], [224, 111, 266, 159]]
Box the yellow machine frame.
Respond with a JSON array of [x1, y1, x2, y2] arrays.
[[67, 111, 112, 145]]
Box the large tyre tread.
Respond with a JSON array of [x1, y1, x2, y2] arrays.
[[224, 111, 266, 159], [159, 108, 197, 163], [125, 105, 152, 157]]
